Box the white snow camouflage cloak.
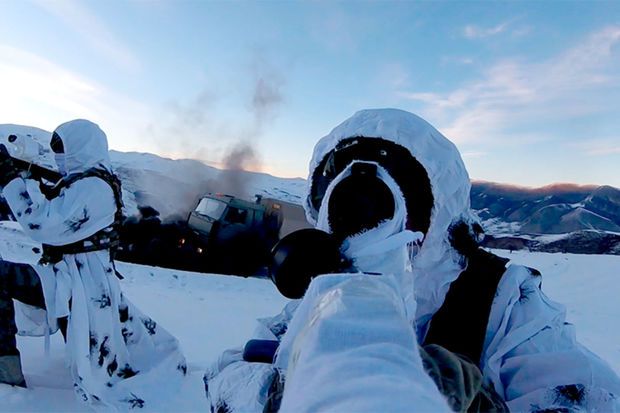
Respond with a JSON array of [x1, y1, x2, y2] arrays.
[[205, 109, 620, 412], [2, 120, 186, 410]]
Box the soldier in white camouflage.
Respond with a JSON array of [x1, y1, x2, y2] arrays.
[[0, 119, 186, 409]]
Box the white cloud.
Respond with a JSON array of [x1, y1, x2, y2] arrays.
[[461, 151, 488, 159], [570, 139, 620, 156], [464, 18, 532, 40], [34, 0, 140, 72], [401, 26, 620, 145], [397, 90, 469, 109], [464, 21, 511, 39], [511, 25, 533, 38], [0, 45, 151, 151]]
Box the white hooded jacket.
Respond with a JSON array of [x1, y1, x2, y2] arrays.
[[205, 109, 620, 412], [2, 120, 187, 411]]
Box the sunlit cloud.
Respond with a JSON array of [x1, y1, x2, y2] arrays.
[[570, 139, 620, 156], [400, 26, 620, 144], [144, 56, 287, 172], [397, 90, 469, 109], [34, 0, 141, 72], [0, 45, 151, 151]]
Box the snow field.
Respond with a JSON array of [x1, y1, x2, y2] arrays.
[[1, 250, 619, 411]]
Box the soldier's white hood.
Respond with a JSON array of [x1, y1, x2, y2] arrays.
[[304, 108, 477, 327], [53, 119, 111, 175]]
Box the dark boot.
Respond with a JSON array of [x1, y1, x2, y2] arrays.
[[0, 260, 45, 389], [0, 354, 26, 387]]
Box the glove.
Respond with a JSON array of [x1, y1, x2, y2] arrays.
[[0, 147, 19, 187], [420, 344, 509, 412]]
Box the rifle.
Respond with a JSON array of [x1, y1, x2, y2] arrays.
[[0, 139, 63, 183]]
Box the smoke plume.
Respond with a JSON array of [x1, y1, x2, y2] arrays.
[[251, 68, 284, 132], [217, 142, 261, 197], [146, 55, 285, 204]]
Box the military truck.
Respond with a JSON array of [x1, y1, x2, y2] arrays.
[[176, 193, 310, 275]]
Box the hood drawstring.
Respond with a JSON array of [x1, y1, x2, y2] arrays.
[[344, 229, 423, 263]]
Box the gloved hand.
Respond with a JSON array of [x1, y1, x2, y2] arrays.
[[420, 344, 509, 412], [0, 148, 19, 187]]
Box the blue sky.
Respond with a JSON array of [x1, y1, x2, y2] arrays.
[[0, 1, 619, 187]]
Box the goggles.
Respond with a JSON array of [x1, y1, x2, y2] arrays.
[[310, 137, 433, 235]]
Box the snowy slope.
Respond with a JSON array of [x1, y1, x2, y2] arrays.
[[111, 150, 306, 220], [1, 124, 306, 220], [1, 218, 619, 412]]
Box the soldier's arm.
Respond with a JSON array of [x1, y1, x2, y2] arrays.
[[483, 265, 620, 412], [2, 177, 115, 245]]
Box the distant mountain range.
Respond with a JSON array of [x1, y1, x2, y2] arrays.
[[1, 124, 619, 255], [472, 182, 620, 254]]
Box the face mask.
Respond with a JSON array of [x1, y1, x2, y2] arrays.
[[318, 161, 423, 273], [327, 162, 395, 241], [337, 184, 423, 323]]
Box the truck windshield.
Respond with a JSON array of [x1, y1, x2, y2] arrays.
[[195, 198, 227, 220]]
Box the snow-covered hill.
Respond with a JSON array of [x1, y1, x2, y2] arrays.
[[110, 150, 306, 220], [0, 124, 307, 221]]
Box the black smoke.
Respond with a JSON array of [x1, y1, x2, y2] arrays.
[[117, 205, 273, 276], [217, 143, 260, 198], [117, 206, 204, 272], [146, 56, 285, 203], [119, 58, 287, 274]]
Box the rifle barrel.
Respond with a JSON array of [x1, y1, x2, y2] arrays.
[[0, 144, 62, 183]]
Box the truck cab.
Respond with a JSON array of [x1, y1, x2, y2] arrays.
[[183, 193, 309, 275], [187, 194, 276, 244]]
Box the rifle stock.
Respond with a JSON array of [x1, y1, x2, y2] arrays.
[[0, 144, 63, 183]]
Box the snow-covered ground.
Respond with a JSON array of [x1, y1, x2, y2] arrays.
[[1, 259, 289, 412], [1, 245, 618, 411]]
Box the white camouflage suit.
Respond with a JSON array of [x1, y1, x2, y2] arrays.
[[205, 109, 620, 412], [2, 119, 186, 410]]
